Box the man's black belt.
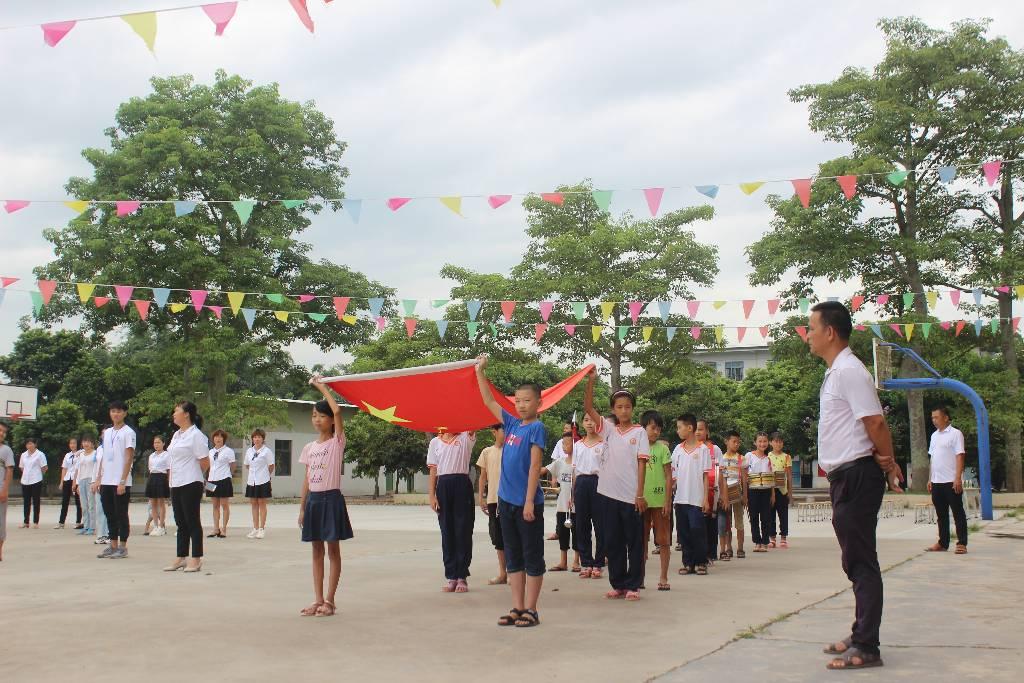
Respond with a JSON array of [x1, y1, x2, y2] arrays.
[[826, 455, 875, 483]]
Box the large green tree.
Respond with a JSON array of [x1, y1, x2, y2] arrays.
[[33, 71, 391, 430]]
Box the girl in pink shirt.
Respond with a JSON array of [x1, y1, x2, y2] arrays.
[[299, 376, 353, 617]]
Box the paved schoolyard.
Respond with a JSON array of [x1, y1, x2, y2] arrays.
[[2, 502, 1018, 682]]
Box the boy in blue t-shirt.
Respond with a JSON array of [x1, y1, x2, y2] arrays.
[[475, 355, 546, 628]]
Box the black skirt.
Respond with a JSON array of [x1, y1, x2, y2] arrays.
[[245, 482, 273, 499], [302, 489, 354, 542], [145, 472, 170, 499], [206, 477, 234, 498]]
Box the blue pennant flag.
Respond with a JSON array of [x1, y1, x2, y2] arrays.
[[368, 297, 385, 318], [657, 300, 671, 323], [241, 308, 256, 330], [937, 166, 957, 183], [174, 201, 197, 217], [467, 299, 482, 321], [435, 320, 448, 338], [345, 199, 362, 223], [695, 185, 719, 199], [666, 326, 676, 341], [152, 287, 170, 308]]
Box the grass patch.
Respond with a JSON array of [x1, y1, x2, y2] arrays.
[[969, 522, 982, 533], [734, 610, 799, 641]]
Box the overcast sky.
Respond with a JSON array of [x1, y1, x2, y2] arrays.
[[1, 0, 1022, 369]]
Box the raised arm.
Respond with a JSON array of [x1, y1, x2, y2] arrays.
[[583, 368, 602, 428], [475, 355, 503, 421], [311, 375, 345, 436]]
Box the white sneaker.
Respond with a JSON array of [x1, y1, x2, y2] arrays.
[[247, 528, 258, 539], [255, 528, 265, 539]]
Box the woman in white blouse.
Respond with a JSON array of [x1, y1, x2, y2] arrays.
[[19, 439, 47, 528], [163, 402, 210, 573], [244, 429, 274, 539], [145, 435, 171, 537], [206, 429, 236, 539]]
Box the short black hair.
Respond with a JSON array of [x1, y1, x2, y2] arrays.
[[561, 431, 574, 440], [25, 437, 37, 445], [724, 430, 741, 440], [811, 301, 852, 340], [610, 389, 636, 408], [770, 431, 784, 441], [516, 383, 542, 399], [490, 424, 503, 431], [109, 400, 128, 411], [932, 406, 951, 418], [676, 413, 697, 430], [640, 410, 664, 430]]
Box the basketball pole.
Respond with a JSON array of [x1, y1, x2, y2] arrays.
[[876, 342, 993, 520]]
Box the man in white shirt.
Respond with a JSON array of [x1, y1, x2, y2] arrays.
[[808, 301, 902, 671], [92, 401, 136, 559], [926, 407, 968, 554]]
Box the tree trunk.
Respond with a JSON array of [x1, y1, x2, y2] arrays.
[[1000, 292, 1022, 491], [373, 474, 380, 499]]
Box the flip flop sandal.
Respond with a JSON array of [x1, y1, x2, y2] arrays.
[[498, 608, 522, 626], [549, 565, 568, 572], [678, 567, 688, 575], [720, 552, 731, 561], [605, 589, 626, 599], [624, 591, 640, 601], [736, 550, 745, 559], [487, 577, 508, 585], [300, 602, 324, 616], [696, 565, 708, 575], [657, 583, 671, 591], [823, 637, 853, 655], [925, 544, 947, 552], [315, 601, 336, 617], [514, 609, 540, 627], [590, 569, 603, 579], [768, 540, 777, 548], [579, 568, 592, 579], [455, 579, 469, 593], [825, 647, 883, 670], [442, 580, 458, 592], [571, 566, 582, 572], [955, 545, 968, 554]]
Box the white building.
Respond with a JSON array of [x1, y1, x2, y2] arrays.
[[691, 345, 772, 381]]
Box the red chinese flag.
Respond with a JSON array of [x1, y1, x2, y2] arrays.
[[323, 360, 595, 433]]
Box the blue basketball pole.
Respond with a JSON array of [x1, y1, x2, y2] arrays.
[[880, 343, 993, 520]]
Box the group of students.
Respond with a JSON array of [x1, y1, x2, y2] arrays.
[[421, 356, 796, 628]]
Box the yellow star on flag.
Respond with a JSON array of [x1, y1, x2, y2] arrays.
[[363, 402, 411, 424]]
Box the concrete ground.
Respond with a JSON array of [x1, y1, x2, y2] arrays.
[[2, 501, 1020, 682]]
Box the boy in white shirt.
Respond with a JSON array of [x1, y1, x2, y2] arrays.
[[56, 438, 83, 529], [542, 434, 580, 572], [92, 401, 136, 559], [671, 414, 711, 575]]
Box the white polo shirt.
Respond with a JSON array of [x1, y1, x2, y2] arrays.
[[167, 425, 209, 488], [61, 451, 78, 481], [148, 450, 170, 474], [19, 450, 47, 485], [426, 432, 476, 476], [572, 439, 604, 475], [671, 442, 710, 506], [817, 346, 883, 473], [100, 425, 137, 487], [595, 418, 650, 504], [208, 446, 236, 481], [245, 445, 275, 486], [929, 425, 965, 484]]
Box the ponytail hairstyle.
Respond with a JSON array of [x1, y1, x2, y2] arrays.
[[314, 400, 336, 434], [176, 401, 204, 431]]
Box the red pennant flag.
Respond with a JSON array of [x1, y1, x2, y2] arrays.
[[955, 321, 966, 337], [855, 324, 866, 331], [791, 178, 812, 208], [188, 289, 208, 312], [42, 21, 77, 47], [37, 280, 57, 304], [795, 326, 808, 342], [322, 360, 595, 433], [404, 318, 417, 338], [2, 277, 19, 287], [851, 295, 865, 312], [115, 201, 141, 217], [642, 188, 664, 216], [837, 175, 857, 199], [205, 305, 223, 319], [940, 321, 952, 331], [690, 326, 702, 340], [289, 0, 315, 32], [1013, 317, 1021, 332], [386, 197, 411, 212], [889, 323, 904, 338], [375, 316, 387, 332], [876, 294, 890, 306], [982, 160, 1002, 186], [741, 299, 755, 319], [686, 300, 700, 317], [628, 301, 644, 324], [564, 324, 576, 336], [500, 301, 517, 323], [736, 326, 747, 342], [767, 299, 780, 316], [488, 195, 512, 209], [535, 323, 547, 343], [133, 299, 151, 320], [759, 326, 769, 339], [539, 301, 553, 322], [298, 294, 316, 303], [114, 285, 134, 309], [540, 193, 564, 206], [93, 296, 110, 308], [949, 290, 961, 308], [333, 296, 350, 318]]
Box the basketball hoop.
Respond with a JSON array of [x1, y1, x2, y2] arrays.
[[6, 413, 30, 422], [872, 338, 893, 391]]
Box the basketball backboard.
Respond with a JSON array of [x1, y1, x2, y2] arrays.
[[872, 338, 893, 391], [0, 384, 38, 421]]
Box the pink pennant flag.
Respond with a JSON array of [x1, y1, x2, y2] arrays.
[[115, 201, 141, 217], [1013, 317, 1021, 332], [791, 178, 812, 208], [741, 299, 755, 319], [535, 323, 547, 343], [207, 305, 223, 320], [564, 324, 576, 336], [876, 294, 890, 306], [114, 285, 134, 309], [375, 316, 387, 332], [539, 300, 554, 322], [540, 193, 564, 206], [940, 321, 952, 331], [767, 299, 780, 316], [500, 301, 517, 323], [386, 197, 411, 212], [690, 326, 702, 340], [955, 321, 966, 337], [889, 323, 904, 338], [289, 0, 315, 32], [837, 175, 857, 200], [997, 285, 1011, 294], [488, 195, 512, 209], [202, 2, 237, 36], [686, 300, 700, 318], [759, 326, 769, 339], [42, 21, 77, 47], [795, 326, 808, 342], [297, 294, 316, 303], [404, 318, 417, 338], [189, 289, 208, 312], [333, 296, 350, 318], [643, 188, 664, 216], [949, 290, 961, 307], [982, 160, 1002, 186], [93, 296, 110, 308], [133, 299, 151, 320], [37, 280, 57, 304], [628, 301, 644, 324], [851, 295, 865, 312], [1, 277, 19, 287], [3, 200, 30, 213], [736, 326, 747, 342], [855, 324, 866, 331]]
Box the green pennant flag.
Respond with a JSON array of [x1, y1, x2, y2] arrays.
[[990, 319, 1000, 334], [489, 323, 499, 336], [799, 298, 810, 314], [617, 325, 628, 341], [571, 301, 587, 321], [401, 299, 417, 316], [30, 290, 43, 314], [902, 292, 914, 309], [921, 322, 932, 339], [281, 200, 304, 209], [887, 170, 910, 186], [466, 322, 479, 337], [232, 200, 256, 224], [265, 293, 285, 305], [592, 190, 613, 212], [307, 312, 328, 323], [431, 299, 449, 309]]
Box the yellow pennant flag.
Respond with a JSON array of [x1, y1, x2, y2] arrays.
[[905, 323, 915, 341], [591, 325, 602, 342], [64, 200, 90, 214], [439, 196, 463, 217], [227, 292, 245, 314], [739, 182, 765, 196], [342, 314, 357, 325], [1016, 285, 1024, 300], [642, 326, 653, 341], [600, 302, 615, 321], [76, 283, 96, 303], [714, 326, 724, 343], [169, 303, 188, 313], [713, 300, 727, 310], [492, 0, 501, 6], [122, 12, 157, 52], [274, 311, 290, 322], [925, 291, 938, 310]]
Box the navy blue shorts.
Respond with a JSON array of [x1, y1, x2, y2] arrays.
[[498, 498, 545, 577]]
